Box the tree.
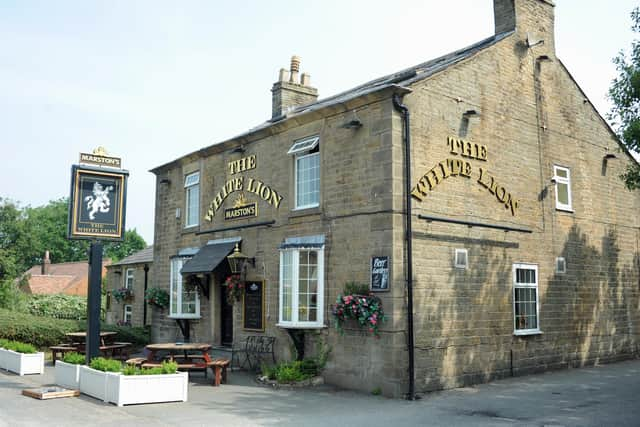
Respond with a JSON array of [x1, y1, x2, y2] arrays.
[[104, 229, 147, 262], [609, 7, 640, 190], [0, 197, 147, 274]]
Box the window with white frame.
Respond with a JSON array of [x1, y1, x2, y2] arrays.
[[288, 136, 320, 209], [513, 263, 540, 335], [169, 257, 200, 318], [279, 246, 324, 328], [454, 249, 468, 269], [123, 304, 132, 324], [124, 268, 134, 290], [184, 172, 200, 227], [553, 165, 572, 211], [556, 257, 566, 274]]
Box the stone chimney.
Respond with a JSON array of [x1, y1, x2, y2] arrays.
[[271, 55, 318, 119], [42, 251, 51, 275], [494, 0, 555, 54]]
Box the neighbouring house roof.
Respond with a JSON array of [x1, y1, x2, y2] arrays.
[[109, 246, 154, 267], [151, 31, 514, 173], [21, 259, 111, 296]]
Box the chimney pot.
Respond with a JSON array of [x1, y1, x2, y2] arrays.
[[278, 68, 290, 82], [271, 55, 318, 119], [290, 56, 301, 73], [289, 55, 301, 84]]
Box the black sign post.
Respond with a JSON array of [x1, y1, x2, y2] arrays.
[[86, 242, 103, 361], [68, 161, 128, 364]]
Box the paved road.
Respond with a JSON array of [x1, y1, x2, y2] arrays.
[[1, 359, 639, 426]]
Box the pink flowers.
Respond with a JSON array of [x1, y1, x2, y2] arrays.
[[332, 292, 386, 337]]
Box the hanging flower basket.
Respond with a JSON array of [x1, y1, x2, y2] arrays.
[[332, 293, 386, 338], [225, 275, 244, 305], [112, 287, 134, 303], [145, 287, 169, 309]]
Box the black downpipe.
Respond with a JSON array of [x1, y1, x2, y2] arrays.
[[393, 93, 416, 401], [143, 264, 149, 326]]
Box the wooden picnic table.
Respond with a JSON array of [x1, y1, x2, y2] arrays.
[[65, 331, 117, 347], [141, 343, 229, 386], [144, 343, 212, 366], [59, 332, 130, 360]]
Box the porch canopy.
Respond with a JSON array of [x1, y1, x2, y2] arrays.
[[180, 239, 238, 275]]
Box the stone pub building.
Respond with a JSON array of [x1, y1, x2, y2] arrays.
[[150, 0, 640, 397]]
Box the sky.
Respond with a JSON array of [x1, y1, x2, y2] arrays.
[[0, 0, 637, 244]]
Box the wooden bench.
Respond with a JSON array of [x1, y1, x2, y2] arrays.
[[207, 358, 230, 386], [99, 343, 130, 359], [50, 345, 78, 365], [141, 361, 205, 373]]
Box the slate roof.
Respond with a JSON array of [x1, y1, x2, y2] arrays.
[[151, 30, 514, 173], [110, 246, 154, 266]]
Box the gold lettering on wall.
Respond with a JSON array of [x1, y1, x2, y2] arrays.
[[410, 136, 521, 216], [228, 155, 257, 175], [447, 136, 488, 161], [205, 154, 283, 221]]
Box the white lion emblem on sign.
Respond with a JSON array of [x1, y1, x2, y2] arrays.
[[84, 182, 113, 220]]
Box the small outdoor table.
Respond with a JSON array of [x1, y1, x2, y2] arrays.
[[144, 343, 213, 368], [65, 331, 117, 347], [63, 331, 129, 358]]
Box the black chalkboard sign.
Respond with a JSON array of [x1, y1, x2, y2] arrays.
[[243, 280, 265, 331], [370, 256, 390, 292]]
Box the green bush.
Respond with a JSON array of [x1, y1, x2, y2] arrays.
[[262, 358, 322, 383], [122, 361, 178, 376], [0, 338, 9, 348], [90, 357, 122, 372], [62, 352, 85, 365], [1, 340, 37, 353], [26, 294, 87, 319], [0, 308, 150, 348], [275, 364, 307, 383]]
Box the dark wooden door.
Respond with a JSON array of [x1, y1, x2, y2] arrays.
[[220, 285, 233, 346]]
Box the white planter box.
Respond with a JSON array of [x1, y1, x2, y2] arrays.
[[79, 366, 188, 406], [55, 361, 82, 389], [79, 366, 121, 402], [3, 350, 44, 376], [0, 348, 7, 370]]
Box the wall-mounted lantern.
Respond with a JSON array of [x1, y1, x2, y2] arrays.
[[226, 243, 255, 279]]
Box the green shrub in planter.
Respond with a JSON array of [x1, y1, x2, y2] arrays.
[[89, 357, 122, 372], [0, 338, 9, 348], [122, 361, 178, 376], [62, 352, 85, 365], [3, 341, 37, 354]]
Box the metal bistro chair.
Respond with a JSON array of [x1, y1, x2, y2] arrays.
[[254, 336, 276, 367], [231, 336, 277, 370], [232, 336, 258, 370]]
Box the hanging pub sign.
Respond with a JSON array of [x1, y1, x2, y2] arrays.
[[243, 280, 265, 331], [68, 164, 128, 241], [370, 256, 390, 292]]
